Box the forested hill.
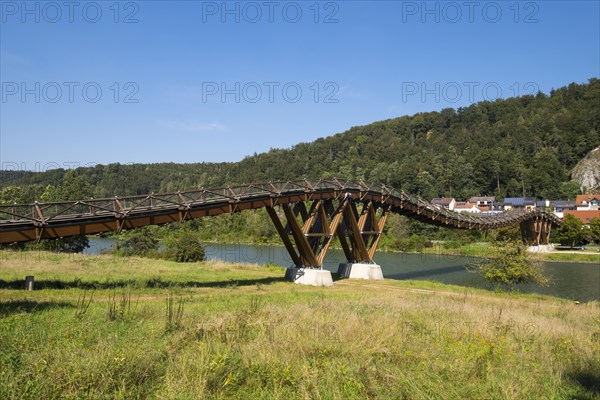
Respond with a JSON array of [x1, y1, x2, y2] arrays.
[[2, 79, 599, 204]]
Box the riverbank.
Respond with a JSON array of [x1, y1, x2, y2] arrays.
[[86, 239, 599, 301], [266, 241, 599, 264], [175, 237, 600, 264], [415, 242, 600, 264], [0, 251, 598, 399], [97, 233, 600, 264]]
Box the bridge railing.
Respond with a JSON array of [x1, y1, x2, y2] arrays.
[[0, 179, 562, 227]]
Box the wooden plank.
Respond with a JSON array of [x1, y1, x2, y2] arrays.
[[368, 206, 390, 259], [316, 200, 347, 266], [282, 203, 319, 267], [302, 201, 320, 234], [266, 206, 301, 266], [343, 202, 371, 263]]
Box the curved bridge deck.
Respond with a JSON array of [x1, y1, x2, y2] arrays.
[[0, 180, 561, 266]]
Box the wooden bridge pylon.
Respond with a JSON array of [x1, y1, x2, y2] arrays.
[[520, 217, 553, 245], [265, 197, 389, 269]]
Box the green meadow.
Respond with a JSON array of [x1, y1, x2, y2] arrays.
[[0, 251, 599, 399]]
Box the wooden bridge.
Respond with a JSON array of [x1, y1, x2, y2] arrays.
[[0, 179, 561, 269]]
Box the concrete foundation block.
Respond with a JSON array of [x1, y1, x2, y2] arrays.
[[285, 267, 334, 286], [337, 263, 384, 280]]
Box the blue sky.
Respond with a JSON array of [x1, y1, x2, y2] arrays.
[[1, 1, 598, 170]]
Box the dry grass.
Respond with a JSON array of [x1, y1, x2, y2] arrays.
[[0, 250, 599, 399]]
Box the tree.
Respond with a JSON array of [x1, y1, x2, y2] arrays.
[[31, 235, 89, 253], [34, 171, 94, 253], [557, 180, 581, 200], [163, 231, 205, 263], [529, 148, 568, 199], [115, 227, 160, 257], [558, 214, 585, 248], [39, 170, 94, 202], [470, 241, 549, 291], [505, 178, 522, 198], [494, 225, 521, 242], [0, 186, 29, 204], [590, 217, 600, 244]]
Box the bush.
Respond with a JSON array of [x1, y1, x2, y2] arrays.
[[558, 214, 585, 247], [28, 235, 89, 253], [494, 225, 521, 242], [114, 228, 160, 257], [469, 241, 549, 291], [442, 240, 465, 249], [589, 217, 600, 244], [163, 231, 205, 263], [396, 235, 432, 252]]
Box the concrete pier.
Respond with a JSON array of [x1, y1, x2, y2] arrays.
[[337, 263, 384, 280], [284, 267, 334, 286]]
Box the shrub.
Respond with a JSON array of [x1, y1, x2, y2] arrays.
[[494, 225, 521, 242], [589, 217, 600, 244], [442, 240, 465, 249], [114, 228, 160, 257], [558, 214, 585, 248], [28, 235, 89, 253], [469, 241, 549, 291], [163, 231, 205, 263], [396, 235, 432, 252]]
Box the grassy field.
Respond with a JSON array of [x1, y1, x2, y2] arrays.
[[539, 252, 600, 263], [419, 242, 600, 263], [0, 251, 599, 399]]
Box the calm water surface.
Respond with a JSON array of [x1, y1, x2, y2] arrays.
[[88, 239, 599, 302]]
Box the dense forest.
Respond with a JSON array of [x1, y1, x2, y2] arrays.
[[2, 79, 599, 204]]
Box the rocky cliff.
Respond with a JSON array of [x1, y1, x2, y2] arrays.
[[572, 146, 600, 193]]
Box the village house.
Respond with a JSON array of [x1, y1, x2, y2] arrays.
[[575, 194, 600, 210], [431, 197, 456, 210], [503, 197, 537, 211], [453, 201, 481, 213], [468, 196, 496, 212], [430, 195, 596, 220], [563, 209, 600, 226], [551, 201, 576, 218], [536, 200, 577, 218], [536, 200, 550, 209], [486, 201, 505, 214]]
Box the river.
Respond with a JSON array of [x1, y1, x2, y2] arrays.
[[87, 238, 599, 302]]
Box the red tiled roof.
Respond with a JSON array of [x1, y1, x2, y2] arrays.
[[454, 202, 476, 209], [575, 194, 600, 206], [563, 210, 600, 223]]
